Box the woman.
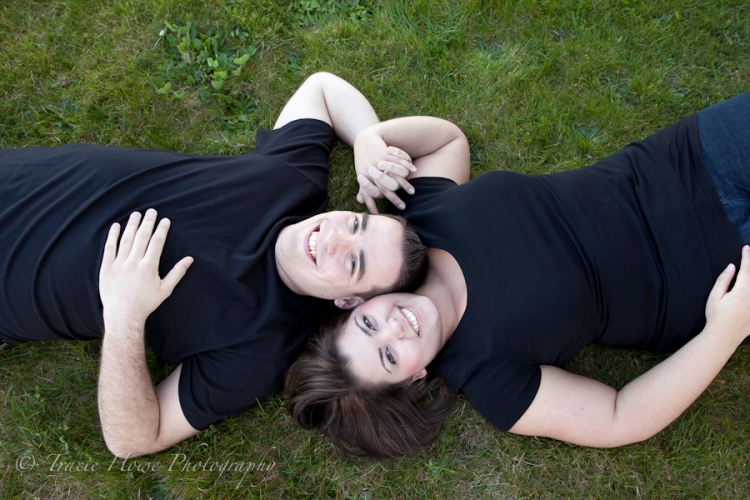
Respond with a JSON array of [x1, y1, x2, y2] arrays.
[[285, 92, 750, 459]]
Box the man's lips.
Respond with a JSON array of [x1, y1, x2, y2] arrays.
[[307, 226, 320, 264]]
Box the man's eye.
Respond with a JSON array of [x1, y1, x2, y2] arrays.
[[385, 348, 396, 364], [363, 316, 375, 330], [353, 217, 359, 233]]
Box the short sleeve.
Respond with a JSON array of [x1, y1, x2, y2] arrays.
[[460, 355, 542, 432], [254, 119, 335, 186], [178, 345, 289, 430], [397, 176, 457, 217]]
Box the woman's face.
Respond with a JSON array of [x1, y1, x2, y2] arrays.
[[337, 293, 445, 386]]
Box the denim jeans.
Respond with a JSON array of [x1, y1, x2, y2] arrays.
[[698, 91, 750, 243]]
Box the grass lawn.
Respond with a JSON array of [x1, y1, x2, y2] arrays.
[[1, 0, 750, 498]]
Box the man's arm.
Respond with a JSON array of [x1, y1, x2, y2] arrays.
[[273, 72, 379, 147], [509, 248, 750, 447], [98, 209, 197, 457], [353, 116, 471, 212]]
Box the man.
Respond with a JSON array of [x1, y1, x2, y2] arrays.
[[0, 73, 427, 457]]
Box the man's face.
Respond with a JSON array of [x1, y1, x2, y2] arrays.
[[275, 211, 404, 303]]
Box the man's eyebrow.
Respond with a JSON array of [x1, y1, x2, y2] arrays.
[[357, 249, 365, 282], [378, 348, 391, 373], [356, 213, 368, 282]]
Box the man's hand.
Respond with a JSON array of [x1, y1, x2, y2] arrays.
[[99, 209, 193, 327], [354, 128, 417, 213], [98, 209, 198, 458]]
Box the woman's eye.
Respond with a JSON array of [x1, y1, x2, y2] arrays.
[[363, 316, 375, 330], [385, 348, 396, 364], [350, 255, 357, 275]]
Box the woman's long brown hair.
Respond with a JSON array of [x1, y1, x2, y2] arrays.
[[285, 311, 455, 459]]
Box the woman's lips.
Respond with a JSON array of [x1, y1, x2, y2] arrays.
[[399, 307, 420, 336]]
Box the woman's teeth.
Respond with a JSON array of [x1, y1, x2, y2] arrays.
[[309, 231, 318, 261], [400, 307, 420, 335]]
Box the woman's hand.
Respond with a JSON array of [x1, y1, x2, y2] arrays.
[[704, 245, 750, 346], [353, 127, 416, 214]]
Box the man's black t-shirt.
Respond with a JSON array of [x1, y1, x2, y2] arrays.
[[398, 114, 743, 431], [0, 119, 334, 429]]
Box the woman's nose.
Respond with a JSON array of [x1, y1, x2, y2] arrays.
[[388, 318, 405, 339]]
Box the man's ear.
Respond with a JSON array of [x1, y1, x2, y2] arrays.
[[334, 297, 365, 310], [410, 368, 428, 384]]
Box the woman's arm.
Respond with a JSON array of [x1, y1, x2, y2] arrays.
[[509, 246, 750, 447], [353, 116, 470, 213]]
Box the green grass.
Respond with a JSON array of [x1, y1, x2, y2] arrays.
[[2, 0, 750, 498]]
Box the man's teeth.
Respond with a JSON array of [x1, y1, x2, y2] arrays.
[[309, 231, 318, 260], [400, 307, 420, 335]]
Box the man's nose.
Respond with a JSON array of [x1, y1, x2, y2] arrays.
[[324, 228, 350, 255]]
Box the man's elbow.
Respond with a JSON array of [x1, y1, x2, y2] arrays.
[[104, 436, 164, 459]]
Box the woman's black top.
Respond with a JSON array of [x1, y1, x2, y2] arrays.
[[399, 114, 743, 431]]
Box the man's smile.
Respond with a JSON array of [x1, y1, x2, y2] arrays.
[[308, 227, 320, 263]]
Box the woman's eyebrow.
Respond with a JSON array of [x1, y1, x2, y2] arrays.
[[353, 317, 390, 372], [354, 318, 371, 337], [378, 348, 391, 373]]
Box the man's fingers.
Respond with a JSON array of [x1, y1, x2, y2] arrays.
[[144, 217, 171, 262], [131, 209, 159, 257], [357, 175, 383, 199], [161, 256, 194, 295], [117, 211, 142, 257], [357, 186, 379, 214], [386, 146, 416, 172], [102, 223, 121, 265]]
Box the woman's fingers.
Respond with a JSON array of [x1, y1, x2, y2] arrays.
[[707, 247, 750, 312], [708, 262, 736, 305], [738, 245, 750, 280], [381, 187, 406, 211], [376, 160, 412, 180]]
